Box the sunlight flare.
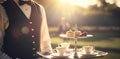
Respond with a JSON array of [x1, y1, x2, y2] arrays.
[[59, 0, 98, 8]]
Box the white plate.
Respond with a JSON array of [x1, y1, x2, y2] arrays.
[[59, 34, 93, 39]]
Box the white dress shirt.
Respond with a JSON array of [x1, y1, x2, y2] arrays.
[[0, 1, 52, 59], [19, 4, 31, 19]]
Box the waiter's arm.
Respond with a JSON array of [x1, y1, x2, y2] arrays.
[[39, 5, 52, 53]]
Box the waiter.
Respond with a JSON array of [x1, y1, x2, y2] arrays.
[[0, 0, 52, 59]]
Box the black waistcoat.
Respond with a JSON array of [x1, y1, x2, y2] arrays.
[[2, 1, 41, 59]]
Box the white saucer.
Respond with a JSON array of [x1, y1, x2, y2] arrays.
[[51, 53, 71, 56], [78, 50, 108, 58], [50, 53, 71, 58]]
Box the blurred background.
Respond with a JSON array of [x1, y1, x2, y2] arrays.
[[0, 0, 120, 59]]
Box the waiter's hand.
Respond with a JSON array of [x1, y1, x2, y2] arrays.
[[42, 50, 53, 55]]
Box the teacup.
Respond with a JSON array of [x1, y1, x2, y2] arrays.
[[82, 46, 94, 54], [56, 47, 66, 56], [58, 42, 70, 49]]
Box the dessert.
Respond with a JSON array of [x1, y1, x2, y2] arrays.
[[66, 31, 74, 37], [66, 31, 87, 37], [74, 31, 82, 37], [79, 31, 87, 37]]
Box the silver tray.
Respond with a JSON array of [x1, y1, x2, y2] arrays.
[[37, 50, 108, 59]]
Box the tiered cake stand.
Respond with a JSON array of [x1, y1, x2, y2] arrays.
[[59, 34, 93, 58]]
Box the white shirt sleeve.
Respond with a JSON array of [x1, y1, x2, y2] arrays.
[[0, 5, 11, 59], [38, 4, 52, 52], [0, 5, 9, 30], [0, 4, 9, 50]]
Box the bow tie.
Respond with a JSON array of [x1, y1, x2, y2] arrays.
[[19, 0, 32, 6]]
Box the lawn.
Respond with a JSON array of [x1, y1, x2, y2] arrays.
[[50, 31, 120, 59]]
